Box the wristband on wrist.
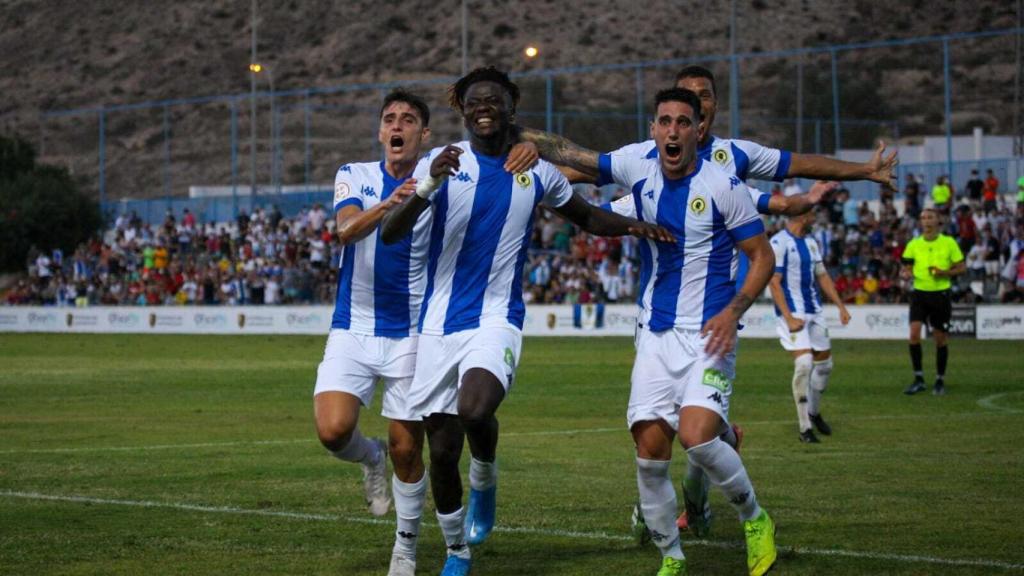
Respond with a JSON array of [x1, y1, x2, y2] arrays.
[[415, 175, 442, 199]]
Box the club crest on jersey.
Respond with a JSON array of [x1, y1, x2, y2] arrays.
[[689, 196, 707, 215], [334, 181, 350, 204], [712, 149, 729, 165], [515, 172, 532, 188]]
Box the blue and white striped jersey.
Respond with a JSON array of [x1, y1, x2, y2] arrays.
[[331, 161, 431, 337], [599, 156, 765, 332], [606, 135, 792, 215], [770, 229, 823, 316], [415, 142, 574, 336]]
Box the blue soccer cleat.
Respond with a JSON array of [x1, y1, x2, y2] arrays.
[[464, 486, 496, 545], [440, 554, 471, 576]]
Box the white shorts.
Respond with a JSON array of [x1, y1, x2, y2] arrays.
[[313, 329, 419, 421], [627, 327, 736, 431], [776, 312, 831, 352], [407, 326, 522, 418]]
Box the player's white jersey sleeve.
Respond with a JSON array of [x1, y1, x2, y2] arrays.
[[771, 234, 788, 273], [729, 139, 791, 182], [334, 164, 367, 212], [609, 139, 658, 160], [535, 160, 574, 208], [596, 151, 657, 189], [717, 179, 764, 242], [748, 186, 772, 215]]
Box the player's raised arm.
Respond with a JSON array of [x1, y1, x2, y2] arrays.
[[787, 139, 898, 185], [381, 145, 461, 244], [517, 126, 600, 183], [551, 193, 674, 243], [337, 179, 416, 245], [766, 181, 838, 217]]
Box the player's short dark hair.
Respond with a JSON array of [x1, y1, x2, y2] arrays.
[[447, 66, 520, 114], [380, 89, 430, 127], [675, 65, 717, 97], [654, 88, 703, 124]]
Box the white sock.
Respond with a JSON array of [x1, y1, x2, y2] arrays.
[[469, 457, 497, 491], [331, 428, 380, 465], [392, 474, 427, 560], [809, 358, 833, 416], [436, 508, 470, 560], [792, 354, 813, 432], [636, 457, 684, 560], [686, 437, 761, 522]]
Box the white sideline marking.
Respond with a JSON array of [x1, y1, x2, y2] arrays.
[[977, 391, 1024, 414], [1, 490, 1022, 571], [1, 410, 1016, 455]]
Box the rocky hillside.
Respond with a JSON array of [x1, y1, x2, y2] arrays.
[[0, 0, 1019, 200]]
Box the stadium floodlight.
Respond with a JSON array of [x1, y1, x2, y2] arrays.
[[249, 63, 277, 193], [524, 46, 539, 59], [249, 63, 262, 73]]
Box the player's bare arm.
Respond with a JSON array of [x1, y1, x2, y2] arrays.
[[551, 193, 675, 243], [381, 145, 463, 244], [816, 268, 851, 325], [336, 179, 416, 245], [768, 273, 805, 332], [768, 181, 839, 216], [703, 233, 774, 356], [787, 140, 898, 185], [517, 126, 600, 181]]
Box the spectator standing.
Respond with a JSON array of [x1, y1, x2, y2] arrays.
[[931, 176, 952, 215], [966, 170, 984, 206], [983, 169, 1000, 214], [904, 174, 922, 219]]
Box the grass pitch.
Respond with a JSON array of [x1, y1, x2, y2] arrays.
[[1, 333, 1022, 575]]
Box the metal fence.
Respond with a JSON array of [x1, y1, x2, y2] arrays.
[[28, 27, 1024, 223]]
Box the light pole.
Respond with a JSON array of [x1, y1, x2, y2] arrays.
[[250, 63, 276, 195], [250, 0, 257, 199]]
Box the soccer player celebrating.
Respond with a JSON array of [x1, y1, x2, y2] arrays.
[[520, 64, 894, 535], [767, 206, 852, 443], [381, 66, 671, 576], [901, 208, 966, 396], [529, 86, 777, 576], [312, 90, 537, 576]]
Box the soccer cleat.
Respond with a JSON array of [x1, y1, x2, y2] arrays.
[[440, 554, 471, 576], [387, 553, 416, 576], [632, 500, 652, 546], [361, 438, 390, 516], [933, 380, 946, 396], [681, 481, 712, 537], [743, 509, 777, 576], [798, 429, 820, 444], [904, 379, 927, 395], [809, 413, 832, 436], [464, 485, 496, 545], [656, 556, 688, 576]]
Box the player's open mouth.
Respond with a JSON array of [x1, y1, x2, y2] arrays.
[[389, 135, 404, 151], [664, 143, 682, 160]]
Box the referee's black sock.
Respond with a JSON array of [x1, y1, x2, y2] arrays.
[[936, 345, 948, 380], [909, 343, 923, 378]]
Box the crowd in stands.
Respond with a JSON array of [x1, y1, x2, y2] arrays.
[[6, 173, 1024, 308]]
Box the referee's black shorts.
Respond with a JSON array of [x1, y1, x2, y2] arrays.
[[909, 289, 952, 332]]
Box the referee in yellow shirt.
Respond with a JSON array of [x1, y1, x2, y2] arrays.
[[900, 208, 966, 395]]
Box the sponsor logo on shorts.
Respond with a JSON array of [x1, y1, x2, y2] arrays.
[[504, 347, 515, 370], [701, 368, 731, 392]]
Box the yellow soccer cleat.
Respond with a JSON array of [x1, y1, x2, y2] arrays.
[[656, 556, 687, 576], [743, 509, 777, 576]]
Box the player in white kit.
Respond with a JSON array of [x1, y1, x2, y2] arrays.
[[520, 64, 892, 537], [768, 207, 851, 443], [381, 67, 672, 576]]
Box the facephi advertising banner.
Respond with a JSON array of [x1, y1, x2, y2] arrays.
[[1, 305, 1021, 340]]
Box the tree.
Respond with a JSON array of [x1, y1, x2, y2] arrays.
[[0, 134, 102, 273]]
